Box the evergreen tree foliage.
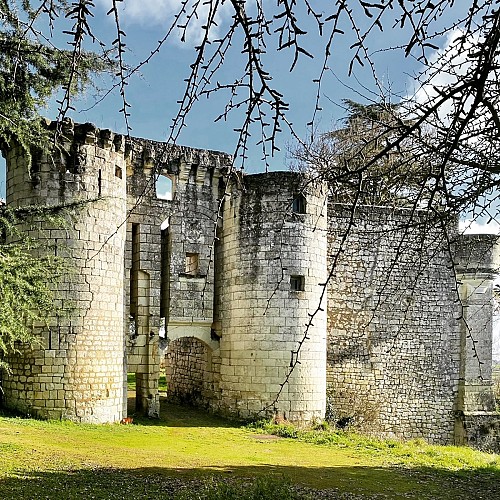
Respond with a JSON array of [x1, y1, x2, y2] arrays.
[[0, 206, 70, 371], [0, 1, 110, 160], [0, 1, 109, 372], [294, 100, 427, 206]]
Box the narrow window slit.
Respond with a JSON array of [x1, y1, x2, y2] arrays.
[[292, 193, 306, 214]]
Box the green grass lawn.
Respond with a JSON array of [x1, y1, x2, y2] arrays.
[[0, 401, 499, 499], [127, 373, 168, 392]]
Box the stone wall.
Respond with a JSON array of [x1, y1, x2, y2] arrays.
[[216, 172, 328, 421], [164, 337, 214, 407], [462, 413, 500, 452], [123, 138, 230, 416], [326, 204, 460, 443], [2, 121, 127, 423], [2, 122, 497, 445]]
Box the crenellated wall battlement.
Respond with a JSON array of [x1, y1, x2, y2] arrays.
[[7, 118, 233, 199], [127, 136, 231, 176]]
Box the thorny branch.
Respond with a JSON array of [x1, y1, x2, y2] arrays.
[[56, 0, 95, 132], [107, 0, 131, 134]]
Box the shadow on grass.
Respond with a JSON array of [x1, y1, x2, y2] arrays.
[[0, 397, 234, 429], [127, 397, 241, 429], [1, 463, 499, 500]]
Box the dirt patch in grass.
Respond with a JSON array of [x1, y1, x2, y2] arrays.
[[250, 434, 282, 441]]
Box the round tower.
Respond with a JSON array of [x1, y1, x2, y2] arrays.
[[217, 171, 328, 422], [3, 120, 127, 423]]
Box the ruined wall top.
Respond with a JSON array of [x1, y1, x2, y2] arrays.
[[127, 135, 232, 173], [47, 118, 127, 153], [45, 118, 233, 175], [454, 234, 500, 276]]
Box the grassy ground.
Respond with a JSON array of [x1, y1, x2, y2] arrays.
[[127, 373, 168, 392], [0, 400, 499, 499]]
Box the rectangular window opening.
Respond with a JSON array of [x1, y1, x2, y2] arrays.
[[156, 174, 173, 200], [290, 275, 305, 292], [292, 194, 306, 214], [185, 252, 199, 276], [115, 165, 123, 178]]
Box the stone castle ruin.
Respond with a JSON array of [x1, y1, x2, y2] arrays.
[[1, 121, 499, 450]]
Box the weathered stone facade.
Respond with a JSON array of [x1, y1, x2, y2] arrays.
[[216, 173, 327, 421], [3, 122, 127, 423], [1, 121, 498, 448], [327, 206, 460, 442], [165, 337, 213, 407]]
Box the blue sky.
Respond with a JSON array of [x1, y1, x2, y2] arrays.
[[0, 1, 471, 198]]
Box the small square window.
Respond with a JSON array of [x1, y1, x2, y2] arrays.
[[290, 275, 305, 291], [115, 165, 123, 178], [185, 253, 199, 276]]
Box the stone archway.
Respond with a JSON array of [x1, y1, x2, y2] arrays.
[[164, 336, 214, 408]]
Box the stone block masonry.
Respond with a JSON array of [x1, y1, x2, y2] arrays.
[[165, 337, 214, 407], [2, 121, 498, 450], [3, 121, 127, 423], [326, 204, 499, 447], [123, 135, 230, 417], [326, 205, 460, 443], [216, 172, 328, 421]]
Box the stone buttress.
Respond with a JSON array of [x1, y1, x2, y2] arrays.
[[454, 235, 500, 450]]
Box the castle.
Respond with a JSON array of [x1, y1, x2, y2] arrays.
[[1, 120, 499, 450]]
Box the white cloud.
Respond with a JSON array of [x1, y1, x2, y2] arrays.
[[413, 31, 474, 97], [405, 29, 480, 122], [459, 219, 500, 235], [97, 0, 232, 45]]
